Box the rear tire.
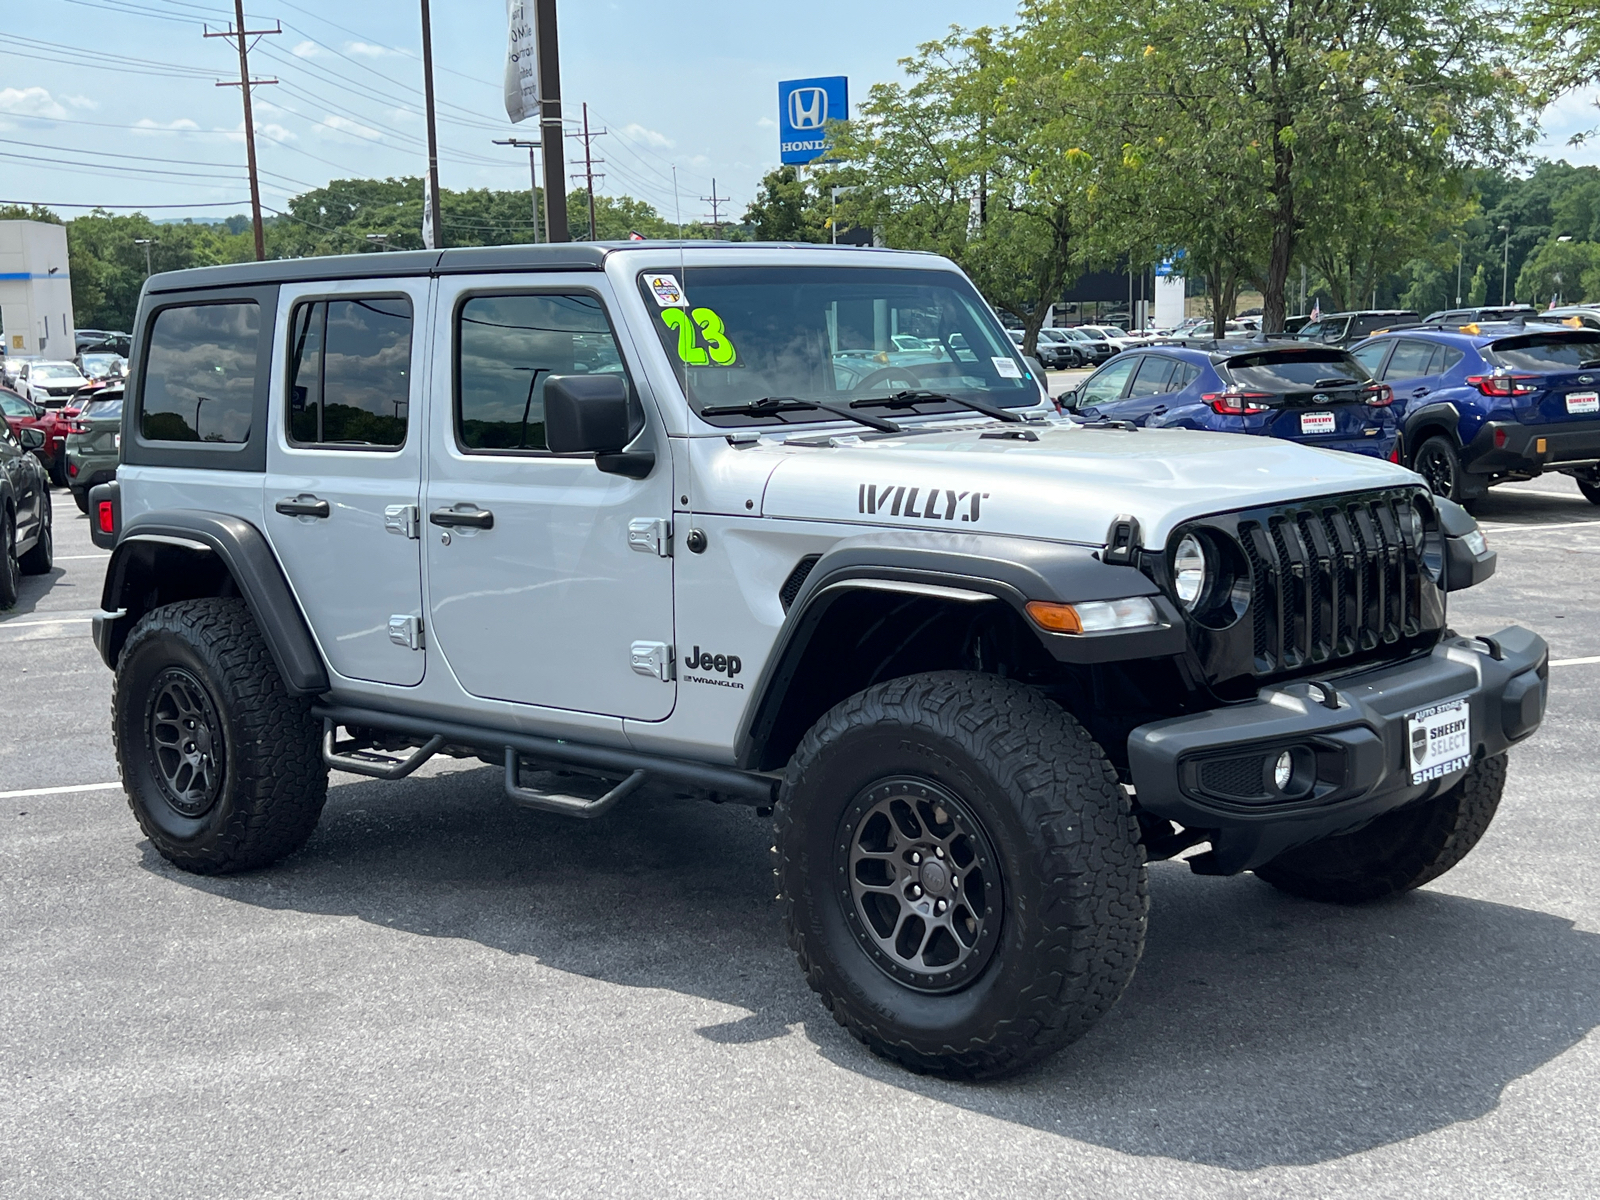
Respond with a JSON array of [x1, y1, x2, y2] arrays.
[[71, 488, 90, 515], [113, 597, 328, 874], [1413, 435, 1466, 501], [0, 508, 18, 609], [1576, 476, 1600, 506], [18, 492, 52, 575], [1254, 754, 1506, 904], [776, 671, 1147, 1078]]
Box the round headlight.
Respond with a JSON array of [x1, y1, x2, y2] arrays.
[[1174, 534, 1209, 609]]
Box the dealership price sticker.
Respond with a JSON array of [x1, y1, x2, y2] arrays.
[[1407, 697, 1472, 785], [1300, 411, 1336, 435], [1566, 390, 1598, 414]]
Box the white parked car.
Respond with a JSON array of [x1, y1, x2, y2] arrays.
[[16, 360, 90, 407]]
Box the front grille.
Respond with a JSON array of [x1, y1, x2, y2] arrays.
[[1198, 755, 1267, 799], [1236, 490, 1429, 675]]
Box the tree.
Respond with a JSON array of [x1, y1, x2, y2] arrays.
[[743, 167, 828, 242], [1516, 237, 1600, 304]]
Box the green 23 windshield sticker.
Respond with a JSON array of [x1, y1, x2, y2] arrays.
[[662, 307, 737, 366]]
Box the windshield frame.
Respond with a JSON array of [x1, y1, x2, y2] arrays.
[[631, 260, 1045, 429]]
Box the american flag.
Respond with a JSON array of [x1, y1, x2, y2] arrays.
[[1309, 299, 1321, 321]]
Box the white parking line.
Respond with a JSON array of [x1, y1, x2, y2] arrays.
[[0, 782, 122, 801], [1550, 655, 1600, 667], [1480, 519, 1600, 534], [0, 616, 92, 630], [54, 554, 110, 561]]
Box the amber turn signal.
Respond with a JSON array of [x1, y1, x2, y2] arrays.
[[1025, 601, 1083, 633]]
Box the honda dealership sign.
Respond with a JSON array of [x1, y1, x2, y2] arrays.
[[778, 76, 848, 165]]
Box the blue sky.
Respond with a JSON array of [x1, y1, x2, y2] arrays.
[[0, 0, 1018, 222], [1, 2, 1595, 226]]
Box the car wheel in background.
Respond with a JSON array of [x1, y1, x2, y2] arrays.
[[18, 491, 52, 575], [1575, 472, 1600, 506], [71, 488, 89, 514], [1413, 435, 1465, 501]]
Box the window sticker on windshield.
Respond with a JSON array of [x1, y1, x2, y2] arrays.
[[662, 307, 738, 366], [992, 357, 1022, 379], [644, 273, 687, 308]]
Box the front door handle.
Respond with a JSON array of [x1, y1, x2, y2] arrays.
[[429, 505, 495, 530], [275, 495, 330, 518]]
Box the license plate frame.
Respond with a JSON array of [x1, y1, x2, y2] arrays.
[[1299, 411, 1336, 435], [1407, 698, 1472, 785], [1566, 390, 1599, 414]]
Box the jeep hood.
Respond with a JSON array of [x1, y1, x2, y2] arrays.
[[757, 421, 1418, 547]]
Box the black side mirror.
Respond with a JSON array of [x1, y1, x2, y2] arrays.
[[1059, 386, 1081, 410], [543, 373, 653, 479], [19, 426, 45, 450]]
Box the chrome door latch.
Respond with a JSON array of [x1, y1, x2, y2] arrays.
[[627, 517, 672, 557], [384, 504, 420, 539], [388, 614, 424, 651], [630, 641, 674, 682]]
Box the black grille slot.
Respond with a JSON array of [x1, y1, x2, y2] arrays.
[[779, 554, 822, 612], [1198, 755, 1267, 799]]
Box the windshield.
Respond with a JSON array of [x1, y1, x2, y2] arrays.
[[81, 355, 123, 374], [35, 364, 84, 382], [637, 266, 1037, 426], [1487, 332, 1600, 371]]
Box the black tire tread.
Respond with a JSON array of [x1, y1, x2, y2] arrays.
[[0, 506, 19, 610], [18, 494, 51, 575], [114, 597, 327, 874], [1255, 754, 1506, 904], [775, 671, 1147, 1078]]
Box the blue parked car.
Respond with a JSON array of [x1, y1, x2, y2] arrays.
[[1066, 341, 1398, 459], [1347, 320, 1600, 505]]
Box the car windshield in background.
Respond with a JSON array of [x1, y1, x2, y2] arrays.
[[35, 365, 84, 382], [1487, 332, 1600, 371], [1224, 350, 1369, 392], [83, 398, 124, 419], [637, 266, 1035, 425], [81, 355, 124, 375]]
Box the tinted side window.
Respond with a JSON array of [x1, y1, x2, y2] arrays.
[[456, 294, 625, 453], [140, 302, 259, 443], [1350, 342, 1389, 377], [287, 297, 412, 449], [1175, 363, 1200, 389], [1382, 339, 1437, 380], [1080, 357, 1138, 404], [1437, 346, 1464, 372], [1127, 356, 1176, 397]]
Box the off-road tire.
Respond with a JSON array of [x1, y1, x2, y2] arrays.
[[775, 671, 1148, 1079], [18, 491, 52, 575], [1413, 435, 1465, 502], [1255, 753, 1507, 904], [114, 597, 327, 874], [1576, 476, 1600, 506], [0, 507, 19, 609]]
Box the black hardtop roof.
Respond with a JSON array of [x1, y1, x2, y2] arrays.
[[142, 240, 930, 294]]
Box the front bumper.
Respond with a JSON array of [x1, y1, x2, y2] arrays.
[[1463, 418, 1600, 475], [1127, 626, 1547, 874]]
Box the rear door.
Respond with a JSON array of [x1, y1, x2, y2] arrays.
[[265, 279, 429, 687], [1105, 354, 1181, 424]]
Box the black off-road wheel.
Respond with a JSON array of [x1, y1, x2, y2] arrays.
[[776, 671, 1148, 1079], [0, 508, 19, 610], [1413, 435, 1465, 502], [1255, 754, 1506, 904], [113, 597, 328, 874], [18, 491, 52, 575]]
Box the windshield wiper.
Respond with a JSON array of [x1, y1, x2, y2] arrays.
[[850, 389, 1026, 424], [1580, 358, 1600, 368], [700, 396, 902, 433], [1312, 377, 1359, 388]]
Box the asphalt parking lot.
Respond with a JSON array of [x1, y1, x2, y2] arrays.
[[3, 477, 1599, 1199]]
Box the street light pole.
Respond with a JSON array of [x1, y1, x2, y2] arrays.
[[1499, 223, 1511, 306], [133, 237, 157, 277], [535, 0, 569, 242], [492, 138, 543, 242], [1454, 235, 1463, 306]]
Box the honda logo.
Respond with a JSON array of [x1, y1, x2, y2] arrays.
[[788, 87, 828, 130]]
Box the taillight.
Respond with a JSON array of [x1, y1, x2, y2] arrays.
[[64, 422, 88, 434], [1203, 390, 1273, 415], [67, 461, 78, 477], [1466, 373, 1539, 397], [1362, 384, 1394, 407], [97, 500, 115, 535]]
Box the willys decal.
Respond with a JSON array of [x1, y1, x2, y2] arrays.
[[858, 484, 990, 523]]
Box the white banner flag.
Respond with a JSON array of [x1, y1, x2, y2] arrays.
[[504, 0, 538, 124], [422, 184, 436, 250]]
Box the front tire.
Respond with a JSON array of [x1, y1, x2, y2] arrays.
[[0, 508, 19, 609], [113, 597, 328, 874], [776, 671, 1147, 1078], [1254, 754, 1506, 904], [18, 491, 52, 575]]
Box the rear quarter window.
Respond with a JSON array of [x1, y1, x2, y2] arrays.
[[140, 302, 260, 443], [1487, 333, 1600, 371]]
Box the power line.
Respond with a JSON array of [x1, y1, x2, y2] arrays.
[[700, 177, 731, 233], [0, 198, 250, 209], [567, 102, 606, 241], [204, 2, 281, 260]]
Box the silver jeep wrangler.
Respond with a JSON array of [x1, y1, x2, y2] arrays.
[[90, 243, 1547, 1078]]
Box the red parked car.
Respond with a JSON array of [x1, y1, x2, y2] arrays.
[[0, 386, 70, 486]]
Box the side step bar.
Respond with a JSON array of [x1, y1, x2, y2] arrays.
[[312, 703, 780, 815]]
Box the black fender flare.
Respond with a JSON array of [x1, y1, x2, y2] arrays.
[[1401, 401, 1464, 455], [734, 531, 1186, 768], [95, 509, 330, 695]]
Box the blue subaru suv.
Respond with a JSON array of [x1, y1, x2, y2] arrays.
[[1067, 341, 1398, 458], [1348, 321, 1600, 505]]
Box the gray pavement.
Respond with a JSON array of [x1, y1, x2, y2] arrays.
[[3, 479, 1599, 1199]]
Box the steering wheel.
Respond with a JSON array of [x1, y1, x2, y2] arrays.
[[854, 365, 923, 392]]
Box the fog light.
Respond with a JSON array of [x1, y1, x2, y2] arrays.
[[1273, 751, 1293, 791]]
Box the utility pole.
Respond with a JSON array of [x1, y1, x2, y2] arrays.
[[492, 138, 543, 242], [535, 0, 569, 242], [700, 177, 730, 235], [133, 237, 157, 277], [1499, 223, 1512, 305], [205, 3, 278, 262], [567, 102, 606, 241], [418, 0, 444, 249]]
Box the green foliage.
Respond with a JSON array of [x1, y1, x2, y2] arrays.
[[1516, 237, 1600, 304], [742, 167, 828, 242], [63, 212, 254, 332]]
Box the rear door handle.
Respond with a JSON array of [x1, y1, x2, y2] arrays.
[[429, 505, 495, 530], [275, 495, 330, 518], [1150, 405, 1168, 416], [1411, 387, 1430, 397]]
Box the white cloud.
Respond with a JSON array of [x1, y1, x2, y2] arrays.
[[292, 40, 322, 57], [756, 116, 776, 129], [64, 94, 98, 111], [221, 120, 296, 144], [387, 106, 421, 125], [0, 86, 67, 120], [345, 41, 395, 58], [622, 122, 674, 149], [132, 117, 201, 135], [316, 114, 383, 141]]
